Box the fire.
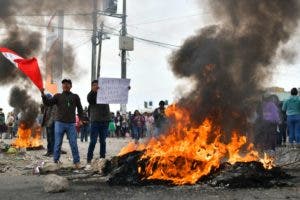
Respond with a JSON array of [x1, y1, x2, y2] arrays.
[[12, 123, 43, 148], [119, 105, 274, 185]]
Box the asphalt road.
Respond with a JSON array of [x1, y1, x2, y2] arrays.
[[0, 171, 299, 200]]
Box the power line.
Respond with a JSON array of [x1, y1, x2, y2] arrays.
[[128, 11, 210, 26], [3, 22, 179, 50], [0, 12, 93, 17]]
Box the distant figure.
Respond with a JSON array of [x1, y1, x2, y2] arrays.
[[278, 101, 287, 146], [80, 108, 90, 142], [0, 108, 6, 139], [132, 110, 145, 144], [145, 112, 154, 137], [282, 88, 300, 147], [153, 101, 167, 137], [41, 79, 83, 168], [6, 112, 14, 139], [114, 111, 123, 137], [87, 80, 111, 163], [108, 113, 116, 137], [255, 95, 280, 151]]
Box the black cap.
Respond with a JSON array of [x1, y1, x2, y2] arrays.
[[62, 79, 72, 85]]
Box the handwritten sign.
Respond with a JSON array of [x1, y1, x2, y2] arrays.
[[97, 78, 131, 104]]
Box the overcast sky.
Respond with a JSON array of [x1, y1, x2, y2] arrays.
[[1, 0, 300, 114]]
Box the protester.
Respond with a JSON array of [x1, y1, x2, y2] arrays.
[[80, 108, 90, 142], [278, 101, 287, 146], [41, 94, 57, 157], [41, 79, 83, 168], [12, 111, 19, 138], [87, 80, 111, 164], [255, 95, 280, 151], [121, 113, 129, 137], [282, 88, 300, 148], [0, 108, 6, 139], [108, 113, 116, 137], [6, 112, 14, 139], [145, 112, 155, 137], [128, 111, 134, 138], [132, 110, 145, 144], [114, 111, 123, 137], [153, 101, 167, 137]]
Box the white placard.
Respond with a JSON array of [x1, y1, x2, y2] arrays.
[[97, 78, 131, 104]]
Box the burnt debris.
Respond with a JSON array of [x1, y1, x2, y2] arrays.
[[108, 152, 291, 188]]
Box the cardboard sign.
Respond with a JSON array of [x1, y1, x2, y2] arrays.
[[97, 78, 130, 104]]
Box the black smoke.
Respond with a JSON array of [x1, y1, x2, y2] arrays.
[[0, 0, 102, 127], [170, 0, 300, 138], [9, 86, 40, 129]]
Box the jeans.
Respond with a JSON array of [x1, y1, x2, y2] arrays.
[[87, 121, 109, 162], [46, 123, 55, 154], [287, 115, 300, 144], [80, 124, 89, 142], [133, 126, 143, 141], [54, 121, 80, 164]]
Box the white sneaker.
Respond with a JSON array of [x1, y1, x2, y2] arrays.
[[84, 164, 92, 171]]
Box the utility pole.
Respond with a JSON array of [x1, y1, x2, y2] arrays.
[[97, 22, 104, 78], [91, 0, 98, 81], [57, 10, 64, 82], [120, 0, 127, 113]]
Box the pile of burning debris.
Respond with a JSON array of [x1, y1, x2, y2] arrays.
[[107, 150, 291, 188], [0, 122, 44, 154], [105, 106, 292, 188]]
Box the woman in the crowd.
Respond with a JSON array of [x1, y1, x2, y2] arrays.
[[132, 110, 145, 144], [282, 88, 300, 148]]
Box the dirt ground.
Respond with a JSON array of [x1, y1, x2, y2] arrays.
[[0, 137, 299, 200]]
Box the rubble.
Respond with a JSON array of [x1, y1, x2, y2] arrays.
[[275, 147, 300, 169], [108, 151, 293, 188], [202, 161, 291, 188], [43, 174, 69, 193], [90, 158, 111, 175]]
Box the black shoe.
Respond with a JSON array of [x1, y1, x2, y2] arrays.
[[61, 150, 67, 154], [43, 152, 52, 157]]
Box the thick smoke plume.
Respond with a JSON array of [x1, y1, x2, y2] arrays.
[[9, 87, 40, 129], [0, 0, 101, 126], [170, 0, 300, 138], [0, 0, 99, 84]]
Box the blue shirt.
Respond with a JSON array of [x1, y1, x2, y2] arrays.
[[282, 96, 300, 116]]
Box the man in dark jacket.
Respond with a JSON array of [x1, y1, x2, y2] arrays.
[[41, 94, 57, 157], [41, 79, 83, 168], [87, 80, 111, 163], [153, 101, 167, 137]]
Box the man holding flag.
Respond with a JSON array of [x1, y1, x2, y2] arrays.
[[41, 79, 83, 168]]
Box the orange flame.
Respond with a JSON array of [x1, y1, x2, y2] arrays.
[[119, 104, 274, 185], [12, 123, 43, 148]]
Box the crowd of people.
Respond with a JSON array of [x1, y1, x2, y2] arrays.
[[39, 79, 167, 168], [1, 79, 300, 168]]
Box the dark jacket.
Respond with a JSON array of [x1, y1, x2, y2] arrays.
[[42, 91, 83, 123], [153, 107, 167, 128], [42, 105, 57, 127], [87, 91, 111, 122]]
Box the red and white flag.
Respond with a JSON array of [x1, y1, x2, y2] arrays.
[[0, 47, 43, 89]]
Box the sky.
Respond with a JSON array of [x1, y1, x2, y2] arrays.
[[0, 0, 300, 114]]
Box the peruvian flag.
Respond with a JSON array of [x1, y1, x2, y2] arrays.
[[0, 47, 43, 89]]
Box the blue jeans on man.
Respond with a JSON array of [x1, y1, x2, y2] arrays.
[[87, 121, 109, 162], [54, 121, 80, 164], [287, 114, 300, 144]]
